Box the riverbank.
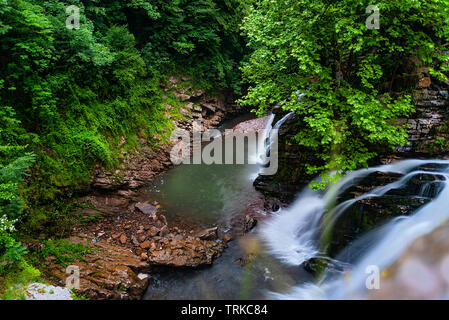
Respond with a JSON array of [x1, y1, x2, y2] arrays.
[[22, 81, 449, 300], [28, 85, 272, 299]]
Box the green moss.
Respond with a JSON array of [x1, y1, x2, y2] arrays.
[[71, 288, 89, 300], [0, 262, 41, 300], [29, 239, 92, 268], [429, 137, 449, 154]]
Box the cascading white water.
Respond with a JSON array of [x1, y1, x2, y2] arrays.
[[260, 159, 449, 299], [322, 169, 446, 237], [255, 111, 295, 177], [256, 112, 295, 164], [267, 112, 295, 154], [256, 114, 275, 165], [273, 111, 296, 131]]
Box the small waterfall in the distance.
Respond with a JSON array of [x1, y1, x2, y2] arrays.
[[257, 112, 295, 166], [260, 159, 449, 299], [256, 114, 274, 165]]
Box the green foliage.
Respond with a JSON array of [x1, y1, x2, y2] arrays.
[[20, 200, 82, 239], [429, 137, 449, 154], [0, 261, 40, 300], [0, 153, 35, 219], [71, 288, 88, 300], [137, 0, 249, 90], [0, 0, 247, 239], [0, 0, 247, 294], [31, 239, 92, 268], [0, 144, 34, 263], [240, 0, 449, 187]]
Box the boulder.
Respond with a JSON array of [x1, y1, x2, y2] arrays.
[[328, 195, 430, 258], [244, 215, 257, 233], [369, 224, 449, 299], [119, 234, 127, 244], [222, 233, 233, 243], [146, 237, 225, 267], [196, 227, 218, 240], [135, 202, 158, 215], [140, 241, 151, 249]]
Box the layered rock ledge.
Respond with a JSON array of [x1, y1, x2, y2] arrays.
[[40, 237, 149, 300], [37, 193, 231, 299], [36, 76, 245, 300]]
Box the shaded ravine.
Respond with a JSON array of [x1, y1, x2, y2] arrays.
[[140, 112, 449, 300], [142, 114, 312, 300]]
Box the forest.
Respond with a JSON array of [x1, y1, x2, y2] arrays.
[[1, 0, 449, 301]]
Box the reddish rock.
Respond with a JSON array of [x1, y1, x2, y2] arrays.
[[196, 227, 218, 240], [147, 237, 225, 267], [43, 238, 148, 300], [140, 252, 148, 260], [148, 226, 159, 237], [135, 202, 158, 215], [244, 215, 257, 233], [140, 241, 151, 249], [222, 233, 233, 243], [159, 225, 169, 237], [131, 235, 139, 246], [119, 234, 127, 244], [417, 76, 431, 88]]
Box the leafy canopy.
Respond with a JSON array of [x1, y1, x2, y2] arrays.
[[0, 0, 248, 239], [240, 0, 449, 187]]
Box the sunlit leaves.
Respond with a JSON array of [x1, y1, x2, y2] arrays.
[[241, 0, 449, 186]]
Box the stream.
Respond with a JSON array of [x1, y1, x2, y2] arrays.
[[141, 114, 449, 300], [142, 114, 312, 299]]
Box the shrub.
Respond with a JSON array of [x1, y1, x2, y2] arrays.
[[240, 0, 449, 188]]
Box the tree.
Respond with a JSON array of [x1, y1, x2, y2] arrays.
[[240, 0, 449, 187], [0, 0, 249, 237]]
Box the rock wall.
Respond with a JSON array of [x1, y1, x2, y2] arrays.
[[389, 86, 449, 157]]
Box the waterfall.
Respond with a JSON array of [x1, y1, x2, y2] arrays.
[[273, 111, 296, 131], [256, 114, 275, 165], [258, 112, 295, 166], [260, 159, 449, 299]]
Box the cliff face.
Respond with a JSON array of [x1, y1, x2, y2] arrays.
[[254, 83, 449, 202], [390, 87, 449, 157]]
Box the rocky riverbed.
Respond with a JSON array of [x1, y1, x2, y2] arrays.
[[32, 83, 274, 299], [34, 77, 449, 300]]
